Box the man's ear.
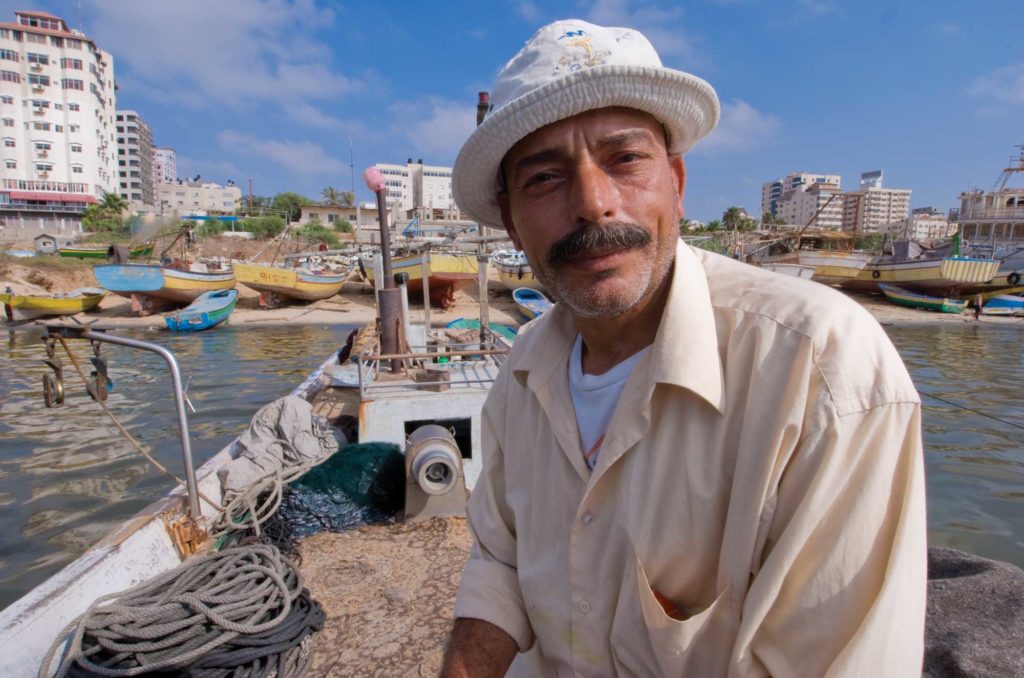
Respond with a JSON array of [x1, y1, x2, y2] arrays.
[[498, 191, 522, 250], [670, 155, 687, 220]]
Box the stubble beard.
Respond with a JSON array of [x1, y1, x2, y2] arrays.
[[531, 223, 674, 320]]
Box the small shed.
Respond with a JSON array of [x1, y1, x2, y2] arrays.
[[33, 233, 59, 254]]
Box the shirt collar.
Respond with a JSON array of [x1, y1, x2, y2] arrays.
[[512, 241, 725, 414]]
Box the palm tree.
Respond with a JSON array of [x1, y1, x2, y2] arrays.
[[321, 187, 342, 206], [99, 192, 128, 214]]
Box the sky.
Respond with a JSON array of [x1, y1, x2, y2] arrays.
[[2, 0, 1021, 223]]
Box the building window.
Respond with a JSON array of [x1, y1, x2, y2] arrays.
[[25, 33, 46, 45], [30, 99, 49, 109], [34, 163, 53, 172], [71, 143, 82, 152], [34, 142, 51, 151], [0, 49, 17, 62], [69, 124, 79, 132], [72, 165, 83, 173], [60, 57, 83, 70], [62, 78, 84, 90], [1, 118, 11, 127], [68, 102, 79, 111], [49, 36, 63, 48], [27, 52, 49, 65], [1, 70, 20, 83], [20, 16, 62, 30], [0, 95, 11, 104], [66, 38, 81, 50], [32, 121, 50, 130], [54, 124, 62, 132], [4, 159, 15, 168], [3, 138, 14, 147], [28, 73, 50, 86]]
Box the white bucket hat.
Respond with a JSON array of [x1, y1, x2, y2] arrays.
[[452, 19, 720, 229]]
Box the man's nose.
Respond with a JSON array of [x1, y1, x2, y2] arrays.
[[569, 160, 617, 225]]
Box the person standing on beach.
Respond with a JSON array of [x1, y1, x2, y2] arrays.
[[443, 19, 926, 677]]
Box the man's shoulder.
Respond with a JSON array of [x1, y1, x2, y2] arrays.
[[691, 248, 918, 413]]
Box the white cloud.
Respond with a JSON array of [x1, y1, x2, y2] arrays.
[[798, 0, 833, 15], [585, 0, 696, 60], [969, 64, 1024, 108], [695, 100, 781, 153], [388, 98, 477, 161], [517, 1, 541, 22], [218, 131, 347, 176], [81, 0, 360, 112]]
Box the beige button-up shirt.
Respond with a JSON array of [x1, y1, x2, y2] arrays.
[[454, 242, 927, 676]]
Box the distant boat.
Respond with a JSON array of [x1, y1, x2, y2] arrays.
[[1, 287, 106, 321], [445, 317, 519, 343], [233, 262, 346, 307], [878, 284, 967, 314], [492, 250, 544, 291], [58, 244, 153, 260], [758, 262, 816, 279], [513, 287, 553, 320], [93, 264, 236, 315], [164, 289, 238, 331], [364, 251, 478, 309], [980, 294, 1024, 316]]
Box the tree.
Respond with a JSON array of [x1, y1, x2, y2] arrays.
[[722, 206, 745, 232], [334, 218, 354, 234], [705, 220, 723, 231], [321, 187, 342, 206], [271, 192, 313, 222], [81, 193, 128, 233], [99, 192, 128, 214]]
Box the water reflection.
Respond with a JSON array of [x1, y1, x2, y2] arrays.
[[0, 322, 355, 610], [886, 323, 1024, 568]]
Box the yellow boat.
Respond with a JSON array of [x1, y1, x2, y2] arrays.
[[842, 256, 1001, 294], [233, 263, 346, 307], [364, 251, 478, 308], [493, 251, 544, 292], [1, 287, 106, 321], [93, 264, 237, 315]]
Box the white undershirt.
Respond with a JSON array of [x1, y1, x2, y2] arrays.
[[568, 334, 650, 471]]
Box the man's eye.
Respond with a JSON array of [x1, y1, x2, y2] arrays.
[[524, 171, 556, 187], [615, 152, 642, 164]]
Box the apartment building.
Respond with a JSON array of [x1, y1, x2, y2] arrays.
[[373, 159, 463, 220], [841, 171, 912, 233], [153, 146, 176, 184], [775, 181, 845, 229], [115, 110, 154, 207], [761, 172, 841, 220], [158, 180, 241, 216], [0, 10, 118, 232]]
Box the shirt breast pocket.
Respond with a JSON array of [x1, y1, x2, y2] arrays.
[[615, 557, 735, 676]]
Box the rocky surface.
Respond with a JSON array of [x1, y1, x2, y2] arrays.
[[925, 547, 1024, 677]]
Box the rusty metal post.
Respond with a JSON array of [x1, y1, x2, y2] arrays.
[[364, 168, 402, 373], [476, 91, 490, 127]]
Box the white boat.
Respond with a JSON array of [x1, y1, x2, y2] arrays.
[[758, 262, 816, 280], [0, 320, 510, 675]]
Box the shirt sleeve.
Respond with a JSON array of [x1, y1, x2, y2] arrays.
[[736, 399, 927, 677], [453, 385, 536, 652]]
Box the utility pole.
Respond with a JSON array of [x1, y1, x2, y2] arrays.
[[348, 134, 356, 203]]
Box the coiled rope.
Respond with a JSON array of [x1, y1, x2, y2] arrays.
[[43, 544, 323, 677]]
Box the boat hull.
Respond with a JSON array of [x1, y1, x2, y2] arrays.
[[366, 253, 478, 309], [94, 264, 237, 313], [164, 290, 238, 331], [495, 261, 544, 291], [233, 263, 345, 305], [842, 257, 1000, 294], [879, 284, 966, 314], [58, 245, 153, 260], [512, 287, 553, 320], [1, 289, 105, 320]]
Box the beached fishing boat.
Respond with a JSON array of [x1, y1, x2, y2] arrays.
[[844, 256, 1000, 294], [93, 263, 237, 315], [58, 244, 153, 260], [513, 286, 553, 320], [0, 287, 106, 321], [164, 289, 238, 331], [980, 293, 1024, 316], [792, 249, 873, 285], [364, 251, 478, 309], [233, 262, 346, 307], [492, 250, 544, 291], [758, 262, 816, 279], [878, 284, 967, 314]]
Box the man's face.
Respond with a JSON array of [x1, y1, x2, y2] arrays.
[[498, 107, 686, 319]]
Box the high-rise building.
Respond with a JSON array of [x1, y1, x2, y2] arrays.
[[841, 172, 912, 233], [152, 146, 176, 184], [115, 110, 153, 207], [374, 159, 462, 221], [761, 172, 841, 221], [0, 10, 118, 232], [158, 180, 240, 216], [776, 182, 846, 230]]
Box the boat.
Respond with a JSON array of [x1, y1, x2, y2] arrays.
[[758, 262, 816, 279], [492, 250, 544, 291], [364, 251, 478, 309], [843, 255, 1000, 295], [0, 287, 106, 321], [513, 286, 553, 319], [233, 262, 347, 307], [164, 289, 238, 331], [58, 244, 153, 260], [878, 283, 967, 314], [0, 300, 509, 674], [979, 293, 1024, 316], [445, 316, 519, 343], [93, 263, 237, 315]]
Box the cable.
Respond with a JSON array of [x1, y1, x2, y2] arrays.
[[921, 391, 1024, 431]]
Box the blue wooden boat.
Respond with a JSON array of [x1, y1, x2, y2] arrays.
[[981, 294, 1024, 316], [445, 317, 519, 342], [879, 284, 966, 314], [93, 264, 236, 314], [164, 289, 238, 331], [512, 287, 553, 320]]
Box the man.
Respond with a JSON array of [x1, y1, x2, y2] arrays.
[[443, 19, 926, 677]]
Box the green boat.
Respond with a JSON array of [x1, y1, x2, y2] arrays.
[[878, 284, 966, 314], [445, 317, 518, 342], [58, 244, 154, 260]]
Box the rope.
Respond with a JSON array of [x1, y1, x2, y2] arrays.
[[43, 544, 322, 677], [56, 337, 221, 511], [921, 391, 1024, 431]]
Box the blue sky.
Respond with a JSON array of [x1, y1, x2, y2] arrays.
[[3, 0, 1021, 222]]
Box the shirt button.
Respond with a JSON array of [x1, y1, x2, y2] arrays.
[[578, 599, 591, 614], [581, 511, 593, 525]]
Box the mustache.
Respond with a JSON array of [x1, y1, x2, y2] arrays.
[[547, 223, 651, 266]]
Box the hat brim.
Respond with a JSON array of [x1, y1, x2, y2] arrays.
[[452, 64, 720, 229]]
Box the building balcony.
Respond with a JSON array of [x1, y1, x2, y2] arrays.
[[952, 207, 1024, 222]]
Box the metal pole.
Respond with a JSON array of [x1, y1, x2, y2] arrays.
[[53, 327, 200, 520], [421, 250, 431, 332], [477, 244, 490, 346]]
